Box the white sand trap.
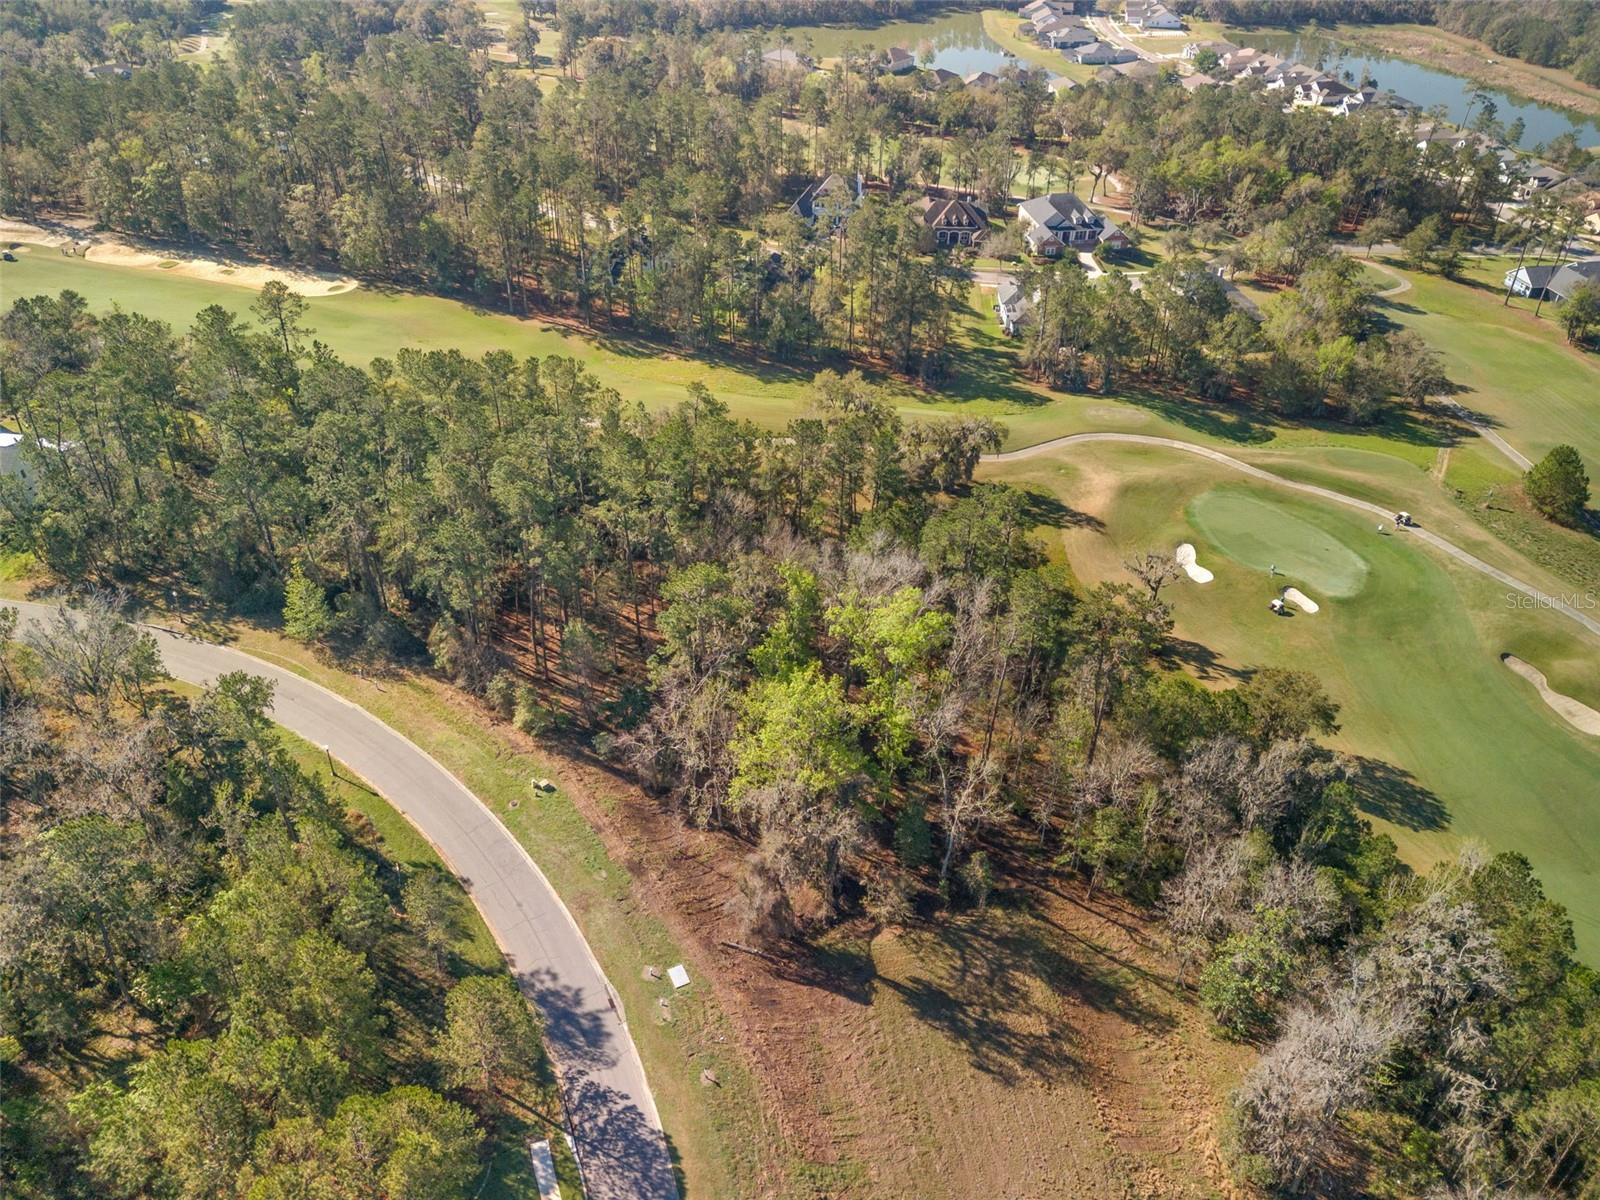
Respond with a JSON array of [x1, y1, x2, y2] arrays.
[[1281, 587, 1319, 614], [0, 218, 358, 297], [1502, 655, 1600, 736], [1174, 543, 1213, 583]]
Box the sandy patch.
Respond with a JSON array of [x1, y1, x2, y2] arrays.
[[0, 218, 358, 297], [1281, 587, 1318, 614], [1502, 655, 1600, 736], [1174, 543, 1213, 584]]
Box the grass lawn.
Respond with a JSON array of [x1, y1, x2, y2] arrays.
[[986, 441, 1600, 957], [1367, 254, 1600, 474]]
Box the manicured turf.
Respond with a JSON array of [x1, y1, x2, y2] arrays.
[[1188, 489, 1371, 597], [988, 443, 1600, 957], [1371, 255, 1600, 474]]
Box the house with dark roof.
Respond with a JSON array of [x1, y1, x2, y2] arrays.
[[1017, 192, 1131, 256], [918, 195, 989, 247], [1514, 163, 1572, 200], [925, 67, 962, 87], [789, 173, 863, 228], [1504, 256, 1600, 302], [964, 70, 1001, 89], [1291, 76, 1356, 109]]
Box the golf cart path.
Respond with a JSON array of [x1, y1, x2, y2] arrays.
[[985, 433, 1600, 641], [8, 599, 679, 1200]]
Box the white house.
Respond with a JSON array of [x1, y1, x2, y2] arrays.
[[995, 277, 1034, 335], [1126, 0, 1183, 30], [789, 173, 864, 228]]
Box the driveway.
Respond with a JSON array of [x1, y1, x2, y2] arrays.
[[7, 599, 679, 1200]]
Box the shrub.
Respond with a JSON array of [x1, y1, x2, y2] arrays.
[[893, 802, 933, 869], [485, 671, 518, 720], [958, 851, 994, 909], [282, 563, 334, 642], [513, 685, 553, 736]]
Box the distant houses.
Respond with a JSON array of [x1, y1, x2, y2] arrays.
[[1504, 257, 1600, 303], [761, 47, 815, 78], [918, 195, 989, 247], [1017, 192, 1131, 256], [963, 70, 1001, 89]]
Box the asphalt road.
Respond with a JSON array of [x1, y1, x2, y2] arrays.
[[8, 599, 679, 1200]]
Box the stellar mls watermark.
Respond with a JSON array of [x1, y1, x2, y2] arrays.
[[1506, 591, 1599, 611]]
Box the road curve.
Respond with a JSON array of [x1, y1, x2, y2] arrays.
[[984, 433, 1600, 641], [7, 599, 679, 1200]]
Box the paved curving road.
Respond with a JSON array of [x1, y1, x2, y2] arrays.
[[8, 599, 679, 1200], [985, 433, 1600, 641]]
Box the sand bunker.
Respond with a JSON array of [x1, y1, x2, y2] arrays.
[[1281, 587, 1318, 614], [0, 218, 358, 297], [1502, 655, 1600, 736], [1174, 543, 1213, 583]]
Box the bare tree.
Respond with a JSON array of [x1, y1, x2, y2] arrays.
[[1126, 550, 1182, 602]]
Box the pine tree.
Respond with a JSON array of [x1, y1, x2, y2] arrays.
[[1524, 446, 1591, 527]]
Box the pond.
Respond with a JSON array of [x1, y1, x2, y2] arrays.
[[1236, 28, 1600, 150], [786, 8, 1018, 78]]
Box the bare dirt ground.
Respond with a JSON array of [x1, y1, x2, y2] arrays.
[[0, 217, 358, 296], [520, 720, 1253, 1199]]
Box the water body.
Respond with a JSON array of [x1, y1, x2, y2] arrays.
[[789, 8, 1016, 78], [1238, 28, 1600, 149]]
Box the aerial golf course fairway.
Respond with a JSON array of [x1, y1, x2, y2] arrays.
[[987, 443, 1600, 956]]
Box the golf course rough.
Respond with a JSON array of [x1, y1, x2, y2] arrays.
[[1188, 489, 1370, 599]]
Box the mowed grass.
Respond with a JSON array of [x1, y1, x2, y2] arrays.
[[987, 443, 1600, 957], [1370, 254, 1600, 473]]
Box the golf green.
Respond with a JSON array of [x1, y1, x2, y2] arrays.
[[988, 444, 1600, 957], [1188, 489, 1371, 598]]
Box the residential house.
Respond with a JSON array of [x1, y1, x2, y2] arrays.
[[996, 278, 1034, 335], [1291, 75, 1356, 110], [1514, 163, 1572, 200], [1046, 73, 1078, 95], [1584, 209, 1600, 236], [1021, 0, 1093, 15], [963, 69, 1001, 89], [1183, 39, 1238, 61], [1126, 0, 1183, 29], [1035, 15, 1096, 48], [0, 428, 24, 480], [1222, 48, 1284, 78], [925, 67, 962, 87], [1017, 192, 1130, 255], [789, 173, 864, 228], [918, 195, 989, 247], [85, 61, 136, 78], [762, 47, 814, 75], [1178, 72, 1216, 92], [882, 46, 917, 73], [1109, 58, 1163, 80], [1073, 41, 1136, 64], [1503, 256, 1600, 301]]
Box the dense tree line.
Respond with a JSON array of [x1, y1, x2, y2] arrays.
[[0, 597, 552, 1200], [5, 286, 1598, 1196], [1434, 0, 1600, 87]]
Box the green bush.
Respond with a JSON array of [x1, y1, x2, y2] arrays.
[[893, 802, 933, 869], [513, 686, 553, 736], [485, 671, 518, 720]]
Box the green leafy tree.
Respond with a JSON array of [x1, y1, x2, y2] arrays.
[[433, 976, 544, 1101], [1524, 445, 1590, 526], [1199, 908, 1298, 1038], [282, 563, 334, 643]]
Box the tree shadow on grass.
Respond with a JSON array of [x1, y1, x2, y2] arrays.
[[1162, 635, 1249, 682], [1348, 755, 1451, 832], [1018, 487, 1105, 531], [876, 897, 1174, 1086], [1112, 382, 1274, 446]]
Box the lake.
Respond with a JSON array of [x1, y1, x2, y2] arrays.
[[1236, 28, 1600, 149], [788, 8, 1017, 78]]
